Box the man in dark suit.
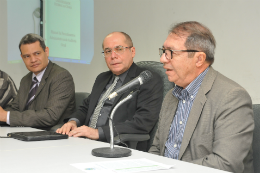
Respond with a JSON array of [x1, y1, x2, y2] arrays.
[[0, 33, 75, 130], [56, 32, 163, 151]]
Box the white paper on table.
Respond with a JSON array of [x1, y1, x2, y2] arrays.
[[70, 158, 174, 173]]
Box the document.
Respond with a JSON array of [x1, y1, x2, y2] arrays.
[[71, 158, 174, 173]]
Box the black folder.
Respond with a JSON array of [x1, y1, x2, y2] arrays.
[[7, 131, 68, 141]]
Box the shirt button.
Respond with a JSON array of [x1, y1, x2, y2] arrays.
[[191, 95, 193, 98], [179, 121, 183, 125], [174, 144, 177, 148], [183, 100, 185, 103]]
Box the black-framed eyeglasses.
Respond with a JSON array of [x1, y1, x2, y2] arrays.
[[159, 48, 200, 60], [102, 46, 132, 58]]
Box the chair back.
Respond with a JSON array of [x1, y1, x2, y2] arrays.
[[49, 92, 90, 131], [136, 61, 175, 151], [136, 61, 174, 98], [75, 92, 90, 109], [253, 104, 260, 173]]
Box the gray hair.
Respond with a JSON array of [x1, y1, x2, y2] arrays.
[[19, 33, 46, 53], [169, 21, 216, 65]]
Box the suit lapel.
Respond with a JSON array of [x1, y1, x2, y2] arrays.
[[111, 63, 137, 108], [161, 93, 179, 155], [21, 73, 33, 110], [178, 87, 207, 159], [34, 61, 53, 99], [88, 73, 113, 117], [178, 66, 217, 159]]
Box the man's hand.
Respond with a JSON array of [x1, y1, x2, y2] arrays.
[[56, 121, 77, 135], [0, 106, 7, 122], [68, 125, 99, 140]]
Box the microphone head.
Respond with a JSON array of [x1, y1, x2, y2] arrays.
[[33, 8, 41, 18], [140, 70, 153, 84]]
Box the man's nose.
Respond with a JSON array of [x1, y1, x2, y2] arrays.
[[111, 50, 118, 58], [160, 53, 167, 63], [30, 55, 37, 62]]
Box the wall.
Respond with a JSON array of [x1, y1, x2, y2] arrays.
[[0, 0, 259, 103]]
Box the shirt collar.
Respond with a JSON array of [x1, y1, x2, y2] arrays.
[[172, 67, 209, 100], [114, 69, 129, 83]]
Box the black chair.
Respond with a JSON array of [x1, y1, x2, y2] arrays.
[[114, 61, 175, 151], [253, 104, 260, 173], [135, 61, 174, 98], [49, 92, 90, 131], [75, 92, 90, 109]]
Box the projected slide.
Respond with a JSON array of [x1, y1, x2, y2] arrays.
[[7, 0, 40, 63], [7, 0, 94, 64], [43, 0, 94, 64], [45, 0, 80, 60]]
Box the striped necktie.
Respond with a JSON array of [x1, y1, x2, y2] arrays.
[[25, 77, 39, 109], [89, 76, 119, 128]]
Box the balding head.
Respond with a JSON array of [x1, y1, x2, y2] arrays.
[[102, 31, 135, 76], [102, 32, 133, 49]]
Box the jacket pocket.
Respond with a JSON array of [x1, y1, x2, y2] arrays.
[[190, 132, 213, 159]]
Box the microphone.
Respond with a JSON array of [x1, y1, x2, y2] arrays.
[[108, 70, 153, 100], [32, 7, 40, 34]]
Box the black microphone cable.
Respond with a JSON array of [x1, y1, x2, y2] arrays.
[[107, 116, 128, 148]]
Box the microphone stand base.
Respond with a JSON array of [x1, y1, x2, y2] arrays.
[[92, 147, 131, 158]]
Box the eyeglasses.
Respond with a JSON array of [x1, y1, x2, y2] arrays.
[[159, 48, 200, 60], [102, 46, 132, 58]]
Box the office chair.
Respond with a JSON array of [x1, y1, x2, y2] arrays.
[[253, 104, 260, 173], [49, 92, 90, 131], [114, 61, 175, 151], [75, 92, 90, 109]]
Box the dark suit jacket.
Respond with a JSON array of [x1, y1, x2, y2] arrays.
[[5, 61, 76, 130], [66, 63, 163, 151], [149, 67, 254, 173]]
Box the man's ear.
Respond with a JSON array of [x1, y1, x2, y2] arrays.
[[45, 47, 49, 57], [195, 52, 206, 67], [131, 47, 136, 58]]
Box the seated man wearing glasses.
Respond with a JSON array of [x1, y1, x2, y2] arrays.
[[148, 21, 254, 173], [57, 32, 163, 151]]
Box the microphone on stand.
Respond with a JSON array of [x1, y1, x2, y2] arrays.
[[91, 70, 153, 158], [108, 70, 153, 100], [92, 90, 141, 158]]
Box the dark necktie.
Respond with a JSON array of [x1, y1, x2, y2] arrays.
[[89, 76, 119, 128], [25, 77, 39, 109]]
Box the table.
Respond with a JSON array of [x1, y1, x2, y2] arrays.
[[0, 127, 228, 173]]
